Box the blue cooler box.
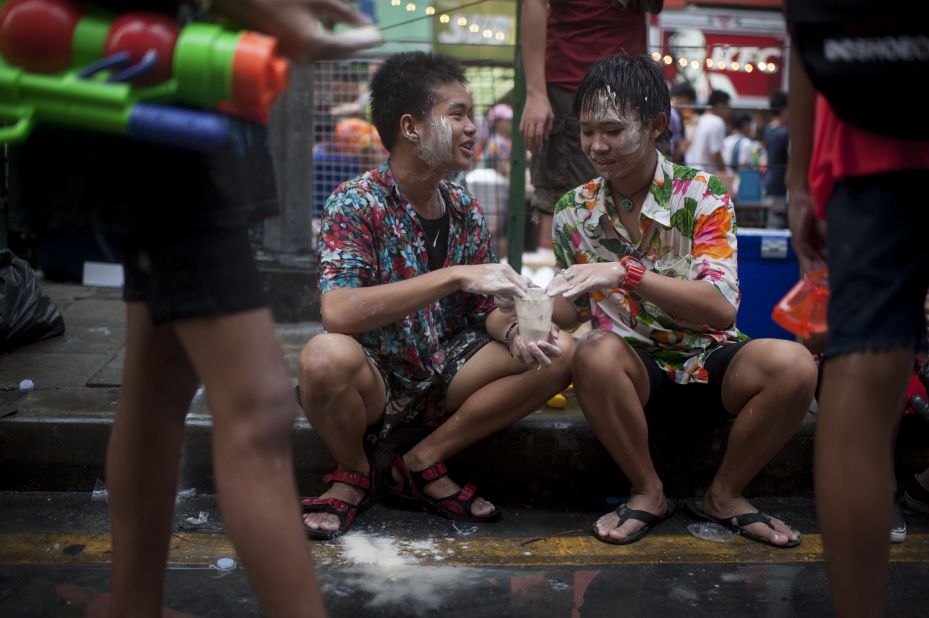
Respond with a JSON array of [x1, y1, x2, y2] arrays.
[[736, 228, 800, 340]]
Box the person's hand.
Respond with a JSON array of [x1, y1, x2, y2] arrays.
[[545, 263, 626, 302], [787, 187, 827, 274], [508, 323, 563, 368], [213, 0, 383, 63], [493, 294, 516, 317], [457, 264, 530, 298], [519, 91, 554, 153]]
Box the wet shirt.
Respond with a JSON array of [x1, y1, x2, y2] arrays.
[[552, 150, 746, 385], [317, 161, 497, 392]]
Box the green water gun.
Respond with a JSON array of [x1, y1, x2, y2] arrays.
[[0, 0, 289, 150]]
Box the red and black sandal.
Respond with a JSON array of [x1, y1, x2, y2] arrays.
[[300, 469, 374, 541], [386, 455, 501, 523]]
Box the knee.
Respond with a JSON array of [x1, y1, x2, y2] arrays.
[[762, 341, 819, 399], [547, 331, 576, 387], [297, 334, 365, 398], [573, 330, 636, 383], [212, 377, 297, 455]]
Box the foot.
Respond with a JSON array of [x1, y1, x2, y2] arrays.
[[700, 493, 799, 546], [395, 453, 496, 518], [594, 493, 670, 543], [303, 464, 370, 534]]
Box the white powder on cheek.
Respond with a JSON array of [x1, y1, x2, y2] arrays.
[[416, 114, 453, 169], [586, 90, 648, 157]]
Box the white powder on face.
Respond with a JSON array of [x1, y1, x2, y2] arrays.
[[416, 114, 454, 169], [585, 89, 649, 157]]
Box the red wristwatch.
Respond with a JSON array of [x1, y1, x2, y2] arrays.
[[620, 256, 645, 289]]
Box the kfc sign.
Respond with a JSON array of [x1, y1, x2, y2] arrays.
[[662, 30, 787, 106]]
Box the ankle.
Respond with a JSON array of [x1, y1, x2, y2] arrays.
[[340, 459, 370, 477], [401, 449, 437, 473]]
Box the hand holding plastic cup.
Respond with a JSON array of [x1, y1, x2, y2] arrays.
[[514, 288, 554, 344]]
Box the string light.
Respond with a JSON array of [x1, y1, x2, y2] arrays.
[[678, 57, 688, 67], [405, 2, 415, 11], [730, 61, 740, 70], [391, 0, 400, 5], [652, 52, 662, 61], [705, 58, 713, 68], [745, 63, 754, 73], [469, 23, 480, 33], [662, 55, 672, 64], [425, 6, 435, 15], [482, 28, 493, 38], [439, 13, 449, 22], [690, 60, 699, 70], [495, 31, 505, 41], [457, 16, 468, 26]]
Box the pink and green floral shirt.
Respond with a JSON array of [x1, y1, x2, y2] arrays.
[[553, 150, 746, 385]]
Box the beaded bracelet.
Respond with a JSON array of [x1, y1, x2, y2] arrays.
[[502, 320, 519, 354]]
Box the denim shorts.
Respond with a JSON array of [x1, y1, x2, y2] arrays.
[[122, 225, 266, 325], [825, 171, 929, 357]]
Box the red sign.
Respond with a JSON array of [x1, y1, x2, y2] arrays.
[[661, 30, 786, 106]]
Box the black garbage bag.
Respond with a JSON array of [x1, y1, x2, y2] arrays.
[[0, 249, 65, 352]]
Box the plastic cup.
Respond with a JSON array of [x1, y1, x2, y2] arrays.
[[514, 288, 554, 344]]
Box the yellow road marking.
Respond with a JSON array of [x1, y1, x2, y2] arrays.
[[2, 532, 928, 567]]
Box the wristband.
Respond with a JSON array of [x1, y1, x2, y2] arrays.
[[620, 256, 645, 290]]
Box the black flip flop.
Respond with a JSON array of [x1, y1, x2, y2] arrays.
[[591, 499, 677, 546], [686, 498, 801, 548]]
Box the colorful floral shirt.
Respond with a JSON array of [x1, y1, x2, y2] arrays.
[[317, 160, 497, 392], [553, 150, 746, 385]]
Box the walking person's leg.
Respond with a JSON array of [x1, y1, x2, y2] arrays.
[[106, 304, 200, 618], [816, 351, 911, 617], [174, 308, 325, 617]]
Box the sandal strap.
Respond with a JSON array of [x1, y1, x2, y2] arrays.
[[392, 455, 448, 497], [418, 462, 449, 483], [729, 511, 774, 530], [301, 496, 351, 514], [616, 504, 662, 527], [322, 469, 371, 490]]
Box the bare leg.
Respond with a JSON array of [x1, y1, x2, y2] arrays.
[[174, 309, 324, 617], [572, 331, 669, 542], [297, 334, 386, 533], [816, 349, 912, 618], [400, 332, 574, 515], [701, 339, 817, 545], [537, 213, 554, 250], [107, 304, 200, 618]]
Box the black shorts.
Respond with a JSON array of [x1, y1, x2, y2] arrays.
[[122, 225, 267, 325], [635, 340, 751, 421], [825, 171, 929, 358]]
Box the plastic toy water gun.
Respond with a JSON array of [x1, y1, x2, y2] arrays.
[[771, 268, 829, 339], [0, 0, 289, 150]]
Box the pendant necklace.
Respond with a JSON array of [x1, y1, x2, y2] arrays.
[[614, 180, 653, 213]]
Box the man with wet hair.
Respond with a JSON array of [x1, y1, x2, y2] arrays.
[[546, 53, 817, 547], [297, 51, 574, 539]]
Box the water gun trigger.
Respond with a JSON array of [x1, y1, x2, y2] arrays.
[[108, 49, 158, 83], [76, 51, 133, 79]]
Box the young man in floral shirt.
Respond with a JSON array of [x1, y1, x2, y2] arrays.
[[546, 54, 817, 547], [298, 52, 574, 539]]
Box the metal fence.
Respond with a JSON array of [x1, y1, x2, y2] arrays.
[[311, 58, 517, 258]]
